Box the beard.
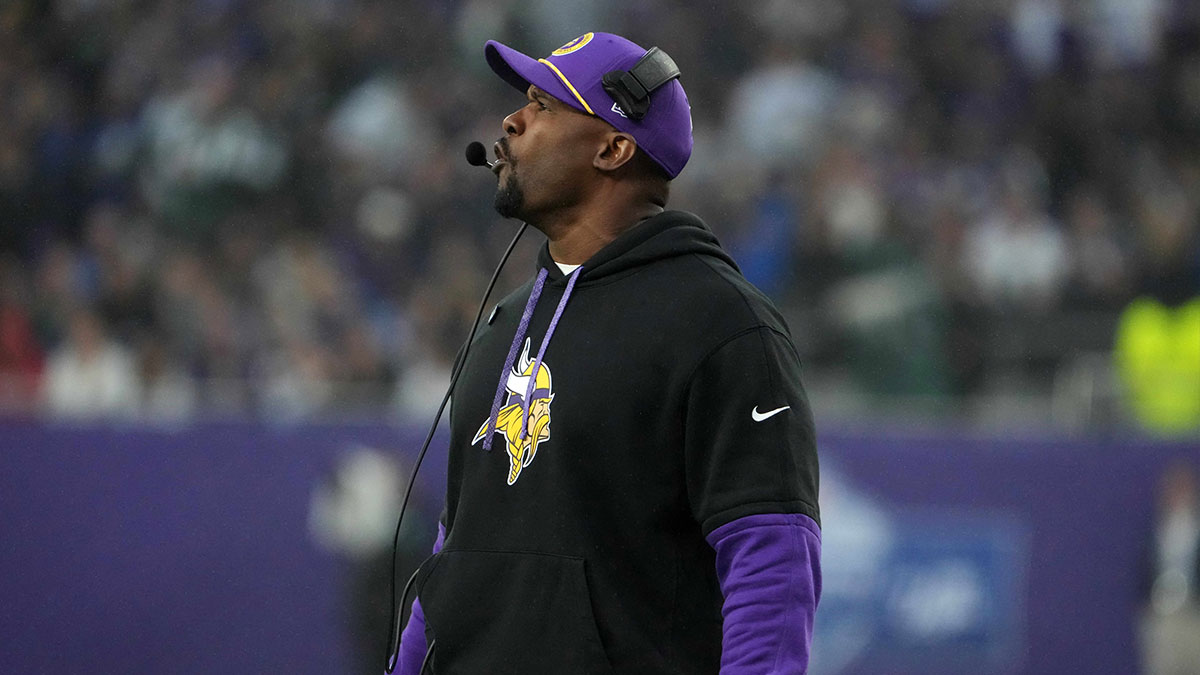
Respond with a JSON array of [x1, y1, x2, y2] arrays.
[[493, 170, 524, 219]]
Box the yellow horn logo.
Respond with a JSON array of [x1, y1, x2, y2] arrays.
[[472, 339, 557, 484]]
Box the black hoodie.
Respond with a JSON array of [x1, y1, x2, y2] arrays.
[[413, 210, 819, 674]]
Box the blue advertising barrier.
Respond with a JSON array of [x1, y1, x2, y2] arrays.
[[0, 421, 1196, 674], [818, 431, 1199, 675], [0, 422, 447, 674]]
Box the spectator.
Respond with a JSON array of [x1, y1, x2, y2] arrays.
[[1063, 187, 1133, 310], [136, 337, 198, 423], [1141, 462, 1200, 674], [727, 43, 841, 168], [0, 257, 44, 416], [963, 160, 1068, 313], [41, 308, 141, 419]]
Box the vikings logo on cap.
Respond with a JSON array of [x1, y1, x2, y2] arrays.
[[472, 339, 556, 485], [551, 32, 594, 56]]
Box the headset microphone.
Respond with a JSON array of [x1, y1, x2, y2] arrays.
[[465, 141, 495, 169], [384, 142, 527, 673]]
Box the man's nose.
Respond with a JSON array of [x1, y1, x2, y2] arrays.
[[503, 108, 523, 136]]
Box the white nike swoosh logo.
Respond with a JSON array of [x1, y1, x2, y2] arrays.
[[751, 405, 790, 422]]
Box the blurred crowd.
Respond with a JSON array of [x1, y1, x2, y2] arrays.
[[1, 0, 1198, 424]]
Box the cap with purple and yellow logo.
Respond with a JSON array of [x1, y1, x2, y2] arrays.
[[485, 32, 693, 179]]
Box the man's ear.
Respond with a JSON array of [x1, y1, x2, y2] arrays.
[[594, 132, 638, 173]]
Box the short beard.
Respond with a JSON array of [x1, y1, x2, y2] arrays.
[[493, 171, 524, 219]]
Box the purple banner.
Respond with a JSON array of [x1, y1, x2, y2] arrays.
[[0, 421, 1196, 674], [0, 421, 447, 674], [821, 430, 1200, 675]]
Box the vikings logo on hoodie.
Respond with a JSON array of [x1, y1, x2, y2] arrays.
[[471, 338, 555, 485]]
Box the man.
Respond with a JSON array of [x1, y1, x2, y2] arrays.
[[397, 32, 821, 674]]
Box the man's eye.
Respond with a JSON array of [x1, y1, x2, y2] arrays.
[[536, 99, 549, 111]]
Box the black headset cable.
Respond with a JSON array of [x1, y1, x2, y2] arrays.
[[384, 220, 528, 673]]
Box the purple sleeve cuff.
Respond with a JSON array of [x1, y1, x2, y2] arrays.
[[396, 523, 446, 675], [706, 512, 822, 675]]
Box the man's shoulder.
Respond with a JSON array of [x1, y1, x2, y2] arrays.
[[634, 250, 792, 349], [679, 251, 788, 327]]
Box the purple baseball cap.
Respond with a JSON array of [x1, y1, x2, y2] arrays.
[[485, 32, 693, 179]]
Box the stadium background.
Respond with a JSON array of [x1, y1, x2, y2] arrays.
[[1, 0, 1198, 673]]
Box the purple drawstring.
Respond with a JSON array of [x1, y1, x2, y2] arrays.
[[480, 266, 583, 450], [520, 267, 581, 440], [482, 268, 547, 450]]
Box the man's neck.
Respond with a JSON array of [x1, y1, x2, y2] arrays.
[[546, 222, 619, 265], [542, 203, 665, 264]]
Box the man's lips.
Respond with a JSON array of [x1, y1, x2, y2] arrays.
[[492, 142, 509, 175]]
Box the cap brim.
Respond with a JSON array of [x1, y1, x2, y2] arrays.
[[484, 40, 592, 117]]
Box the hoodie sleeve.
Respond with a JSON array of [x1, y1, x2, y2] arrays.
[[683, 326, 819, 534], [396, 521, 445, 675], [706, 513, 821, 674], [683, 326, 821, 671]]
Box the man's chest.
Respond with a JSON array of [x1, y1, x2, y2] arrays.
[[442, 296, 694, 533]]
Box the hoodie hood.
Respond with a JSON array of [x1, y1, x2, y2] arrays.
[[537, 210, 739, 284]]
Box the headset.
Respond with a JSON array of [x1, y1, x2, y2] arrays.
[[601, 46, 681, 120]]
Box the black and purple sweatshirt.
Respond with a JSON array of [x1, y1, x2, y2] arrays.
[[399, 210, 821, 674]]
